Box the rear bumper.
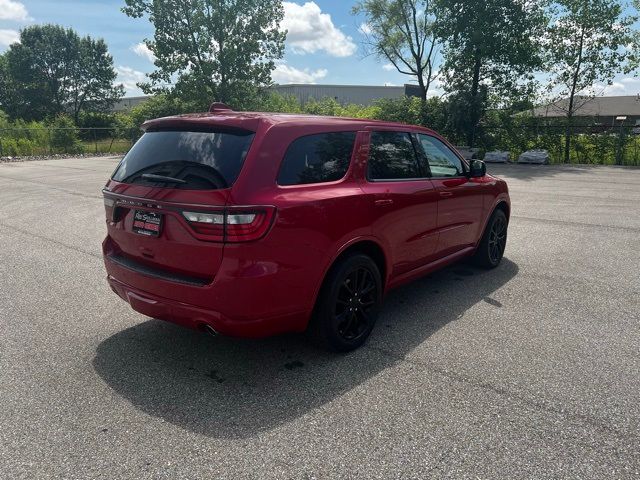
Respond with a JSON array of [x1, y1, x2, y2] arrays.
[[106, 274, 307, 338], [102, 230, 326, 338]]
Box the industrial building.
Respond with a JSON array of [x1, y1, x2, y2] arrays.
[[110, 96, 153, 112], [531, 95, 640, 126]]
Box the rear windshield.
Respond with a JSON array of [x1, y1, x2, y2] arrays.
[[112, 129, 255, 190]]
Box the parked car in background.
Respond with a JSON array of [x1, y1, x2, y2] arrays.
[[102, 105, 510, 351]]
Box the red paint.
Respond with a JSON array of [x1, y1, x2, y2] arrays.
[[102, 111, 510, 338]]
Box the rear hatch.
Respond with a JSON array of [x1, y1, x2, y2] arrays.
[[103, 127, 255, 291]]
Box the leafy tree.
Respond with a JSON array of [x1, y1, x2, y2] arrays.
[[122, 0, 286, 109], [69, 36, 125, 122], [49, 115, 83, 153], [3, 25, 123, 122], [4, 26, 123, 121], [544, 0, 638, 163], [115, 94, 198, 141], [434, 0, 547, 146], [373, 96, 425, 125], [253, 92, 304, 114], [0, 55, 14, 114], [445, 87, 489, 145], [352, 0, 440, 105]]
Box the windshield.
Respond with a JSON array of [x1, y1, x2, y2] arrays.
[[112, 129, 255, 190]]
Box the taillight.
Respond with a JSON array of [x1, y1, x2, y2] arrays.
[[182, 211, 225, 237], [104, 196, 116, 221], [182, 207, 275, 243], [104, 196, 126, 223]]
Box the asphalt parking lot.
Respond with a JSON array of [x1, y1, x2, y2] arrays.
[[0, 157, 639, 479]]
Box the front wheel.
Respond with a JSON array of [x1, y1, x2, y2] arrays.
[[473, 209, 508, 269], [308, 253, 382, 352]]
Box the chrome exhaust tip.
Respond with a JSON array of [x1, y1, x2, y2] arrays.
[[203, 324, 219, 337]]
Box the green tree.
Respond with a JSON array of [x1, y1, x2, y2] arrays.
[[68, 36, 125, 122], [544, 0, 638, 163], [115, 94, 194, 141], [122, 0, 286, 109], [3, 25, 123, 122], [49, 115, 83, 153], [352, 0, 440, 105], [253, 92, 304, 114], [0, 55, 14, 115], [435, 0, 547, 146]]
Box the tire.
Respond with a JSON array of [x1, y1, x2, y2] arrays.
[[308, 253, 382, 352], [473, 209, 508, 269]]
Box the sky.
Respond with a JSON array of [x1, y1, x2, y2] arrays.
[[1, 0, 639, 99]]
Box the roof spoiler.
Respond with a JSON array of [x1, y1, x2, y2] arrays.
[[209, 102, 233, 113]]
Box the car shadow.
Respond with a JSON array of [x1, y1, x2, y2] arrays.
[[93, 258, 519, 439]]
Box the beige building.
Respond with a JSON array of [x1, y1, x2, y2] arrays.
[[531, 95, 640, 126]]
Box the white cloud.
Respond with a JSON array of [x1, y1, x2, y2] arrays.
[[0, 29, 19, 49], [116, 66, 147, 95], [358, 23, 372, 35], [131, 42, 155, 62], [580, 77, 640, 97], [0, 0, 30, 21], [282, 2, 356, 57], [272, 63, 328, 84], [382, 63, 395, 71]]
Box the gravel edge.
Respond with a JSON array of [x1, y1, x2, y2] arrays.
[[0, 153, 123, 164]]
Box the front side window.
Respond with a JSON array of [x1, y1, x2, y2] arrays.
[[417, 134, 465, 178], [278, 132, 357, 186], [367, 131, 422, 180], [112, 129, 255, 190]]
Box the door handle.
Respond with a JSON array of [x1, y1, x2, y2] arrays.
[[439, 191, 454, 198], [374, 199, 394, 207]]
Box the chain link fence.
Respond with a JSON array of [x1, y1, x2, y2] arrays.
[[2, 124, 640, 166], [0, 127, 136, 157], [472, 124, 640, 166]]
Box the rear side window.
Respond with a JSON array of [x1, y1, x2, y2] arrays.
[[367, 131, 422, 180], [112, 129, 255, 190], [278, 132, 357, 186]]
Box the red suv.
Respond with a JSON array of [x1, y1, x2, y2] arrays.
[[103, 105, 510, 351]]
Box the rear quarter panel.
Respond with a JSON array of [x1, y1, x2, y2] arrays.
[[226, 126, 378, 320]]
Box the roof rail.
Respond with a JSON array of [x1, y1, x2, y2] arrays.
[[209, 102, 233, 113]]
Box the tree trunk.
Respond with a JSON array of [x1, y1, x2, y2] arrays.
[[565, 82, 577, 164], [565, 27, 585, 164], [417, 72, 428, 126], [468, 47, 482, 148], [417, 70, 427, 104], [564, 115, 572, 164]]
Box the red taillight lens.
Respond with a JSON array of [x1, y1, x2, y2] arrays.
[[182, 207, 275, 243], [225, 209, 275, 243], [182, 211, 225, 240]]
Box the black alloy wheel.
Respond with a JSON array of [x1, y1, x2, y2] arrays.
[[309, 253, 382, 352], [473, 209, 508, 269], [488, 213, 507, 264], [334, 266, 378, 342]]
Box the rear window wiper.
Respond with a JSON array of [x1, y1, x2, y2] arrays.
[[140, 173, 187, 184]]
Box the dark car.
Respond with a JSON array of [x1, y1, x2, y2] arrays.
[[102, 104, 510, 351]]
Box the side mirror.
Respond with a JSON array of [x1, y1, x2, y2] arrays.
[[469, 160, 486, 178]]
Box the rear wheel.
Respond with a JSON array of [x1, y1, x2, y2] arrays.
[[473, 209, 508, 269], [308, 254, 382, 352]]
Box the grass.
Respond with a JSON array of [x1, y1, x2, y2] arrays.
[[80, 138, 132, 155]]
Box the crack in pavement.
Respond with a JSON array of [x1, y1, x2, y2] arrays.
[[0, 221, 102, 260], [0, 173, 102, 200], [364, 344, 640, 445]]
